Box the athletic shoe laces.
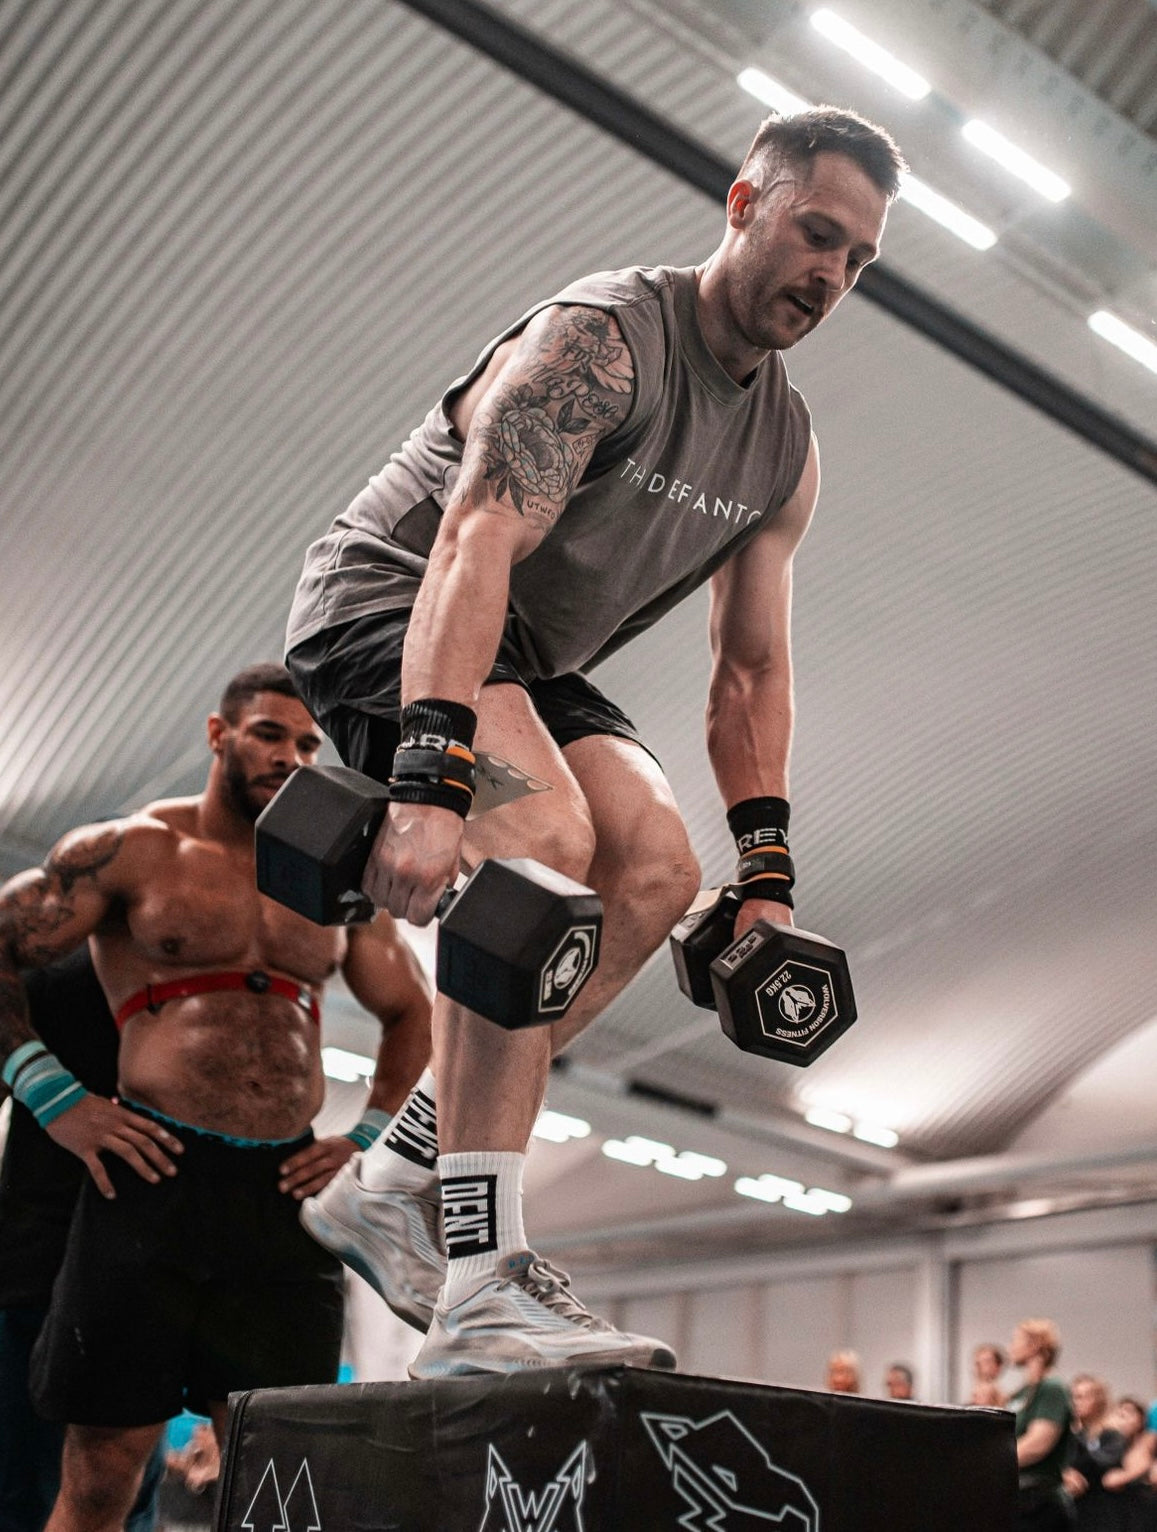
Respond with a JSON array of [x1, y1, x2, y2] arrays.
[[506, 1256, 610, 1331]]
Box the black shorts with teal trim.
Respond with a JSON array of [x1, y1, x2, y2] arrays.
[[29, 1111, 344, 1426]]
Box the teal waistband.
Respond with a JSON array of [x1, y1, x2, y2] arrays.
[[121, 1098, 305, 1149]]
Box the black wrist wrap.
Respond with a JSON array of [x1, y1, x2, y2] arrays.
[[726, 796, 790, 854], [728, 796, 795, 909], [398, 698, 478, 752], [391, 699, 478, 818]]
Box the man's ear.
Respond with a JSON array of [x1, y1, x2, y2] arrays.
[[207, 712, 227, 756], [727, 178, 757, 228]]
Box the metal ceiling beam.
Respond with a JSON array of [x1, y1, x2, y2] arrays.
[[397, 0, 1157, 490]]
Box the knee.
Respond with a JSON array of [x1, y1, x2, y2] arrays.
[[57, 1474, 134, 1529], [58, 1429, 151, 1529], [520, 807, 599, 888], [602, 812, 701, 933]]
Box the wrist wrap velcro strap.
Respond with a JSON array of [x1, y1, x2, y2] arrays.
[[344, 1108, 392, 1152], [734, 849, 796, 909], [3, 1040, 88, 1128], [726, 796, 790, 855], [394, 699, 479, 818]]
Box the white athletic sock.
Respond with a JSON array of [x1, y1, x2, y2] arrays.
[[358, 1068, 439, 1193], [439, 1150, 527, 1303]]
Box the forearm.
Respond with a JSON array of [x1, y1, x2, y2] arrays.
[[366, 1002, 432, 1115], [1017, 1422, 1061, 1467], [402, 518, 517, 709], [706, 658, 794, 806]]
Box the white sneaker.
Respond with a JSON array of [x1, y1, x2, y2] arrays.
[[408, 1251, 677, 1377], [300, 1154, 444, 1332]]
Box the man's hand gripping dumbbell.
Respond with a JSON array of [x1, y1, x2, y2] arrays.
[[670, 796, 857, 1066], [255, 745, 602, 1031]]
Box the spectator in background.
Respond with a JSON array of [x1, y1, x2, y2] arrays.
[[885, 1363, 916, 1402], [971, 1341, 1008, 1407], [1104, 1398, 1157, 1530], [826, 1350, 861, 1395], [1064, 1374, 1126, 1530], [1007, 1318, 1074, 1529]]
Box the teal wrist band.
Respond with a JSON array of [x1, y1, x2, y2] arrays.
[[345, 1108, 392, 1152], [4, 1040, 88, 1128]]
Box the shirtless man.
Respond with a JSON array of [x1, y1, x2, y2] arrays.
[[286, 107, 905, 1378], [0, 663, 431, 1532]]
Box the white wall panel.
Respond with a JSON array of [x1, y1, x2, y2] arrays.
[[849, 1266, 922, 1400], [682, 1283, 764, 1383]]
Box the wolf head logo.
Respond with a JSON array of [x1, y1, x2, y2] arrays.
[[642, 1410, 819, 1531], [478, 1441, 589, 1532]]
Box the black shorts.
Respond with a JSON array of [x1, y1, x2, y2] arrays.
[[29, 1113, 344, 1426], [287, 610, 653, 784]]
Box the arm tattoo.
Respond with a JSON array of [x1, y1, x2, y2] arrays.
[[46, 826, 123, 896], [0, 826, 123, 968], [470, 308, 633, 524], [0, 827, 123, 1056]]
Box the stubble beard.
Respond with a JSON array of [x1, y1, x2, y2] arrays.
[[222, 753, 266, 825]]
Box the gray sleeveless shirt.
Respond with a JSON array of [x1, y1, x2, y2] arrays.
[[286, 265, 812, 680]]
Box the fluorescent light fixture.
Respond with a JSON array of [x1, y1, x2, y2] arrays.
[[898, 173, 997, 250], [810, 8, 930, 100], [805, 1106, 853, 1134], [1088, 310, 1157, 376], [602, 1135, 675, 1168], [853, 1121, 900, 1148], [737, 67, 811, 116], [654, 1151, 728, 1181], [782, 1189, 830, 1216], [532, 1109, 591, 1144], [806, 1188, 854, 1214], [735, 1175, 852, 1215], [962, 119, 1070, 202], [735, 1173, 805, 1204], [320, 1046, 374, 1083]]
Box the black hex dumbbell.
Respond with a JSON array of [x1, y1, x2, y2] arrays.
[[670, 888, 856, 1066], [255, 765, 602, 1029]]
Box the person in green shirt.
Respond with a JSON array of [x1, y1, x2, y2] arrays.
[[1007, 1317, 1075, 1529]]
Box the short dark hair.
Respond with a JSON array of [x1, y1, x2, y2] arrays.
[[740, 106, 907, 200], [218, 663, 301, 722], [888, 1363, 914, 1385]]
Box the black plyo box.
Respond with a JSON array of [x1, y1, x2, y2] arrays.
[[214, 1365, 1016, 1531]]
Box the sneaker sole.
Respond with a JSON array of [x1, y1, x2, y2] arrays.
[[300, 1200, 435, 1333], [410, 1344, 677, 1379]]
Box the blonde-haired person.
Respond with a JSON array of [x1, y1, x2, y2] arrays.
[[826, 1349, 861, 1395], [1007, 1319, 1075, 1529]]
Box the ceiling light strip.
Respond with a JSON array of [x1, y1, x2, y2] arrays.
[[962, 119, 1071, 202], [809, 8, 930, 100], [1088, 311, 1157, 377]]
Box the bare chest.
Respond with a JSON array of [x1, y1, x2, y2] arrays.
[[110, 841, 344, 986]]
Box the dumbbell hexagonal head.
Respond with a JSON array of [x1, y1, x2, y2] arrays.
[[709, 923, 857, 1066]]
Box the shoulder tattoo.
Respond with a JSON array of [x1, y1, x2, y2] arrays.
[[470, 308, 633, 525], [0, 826, 124, 966], [45, 826, 124, 895]]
